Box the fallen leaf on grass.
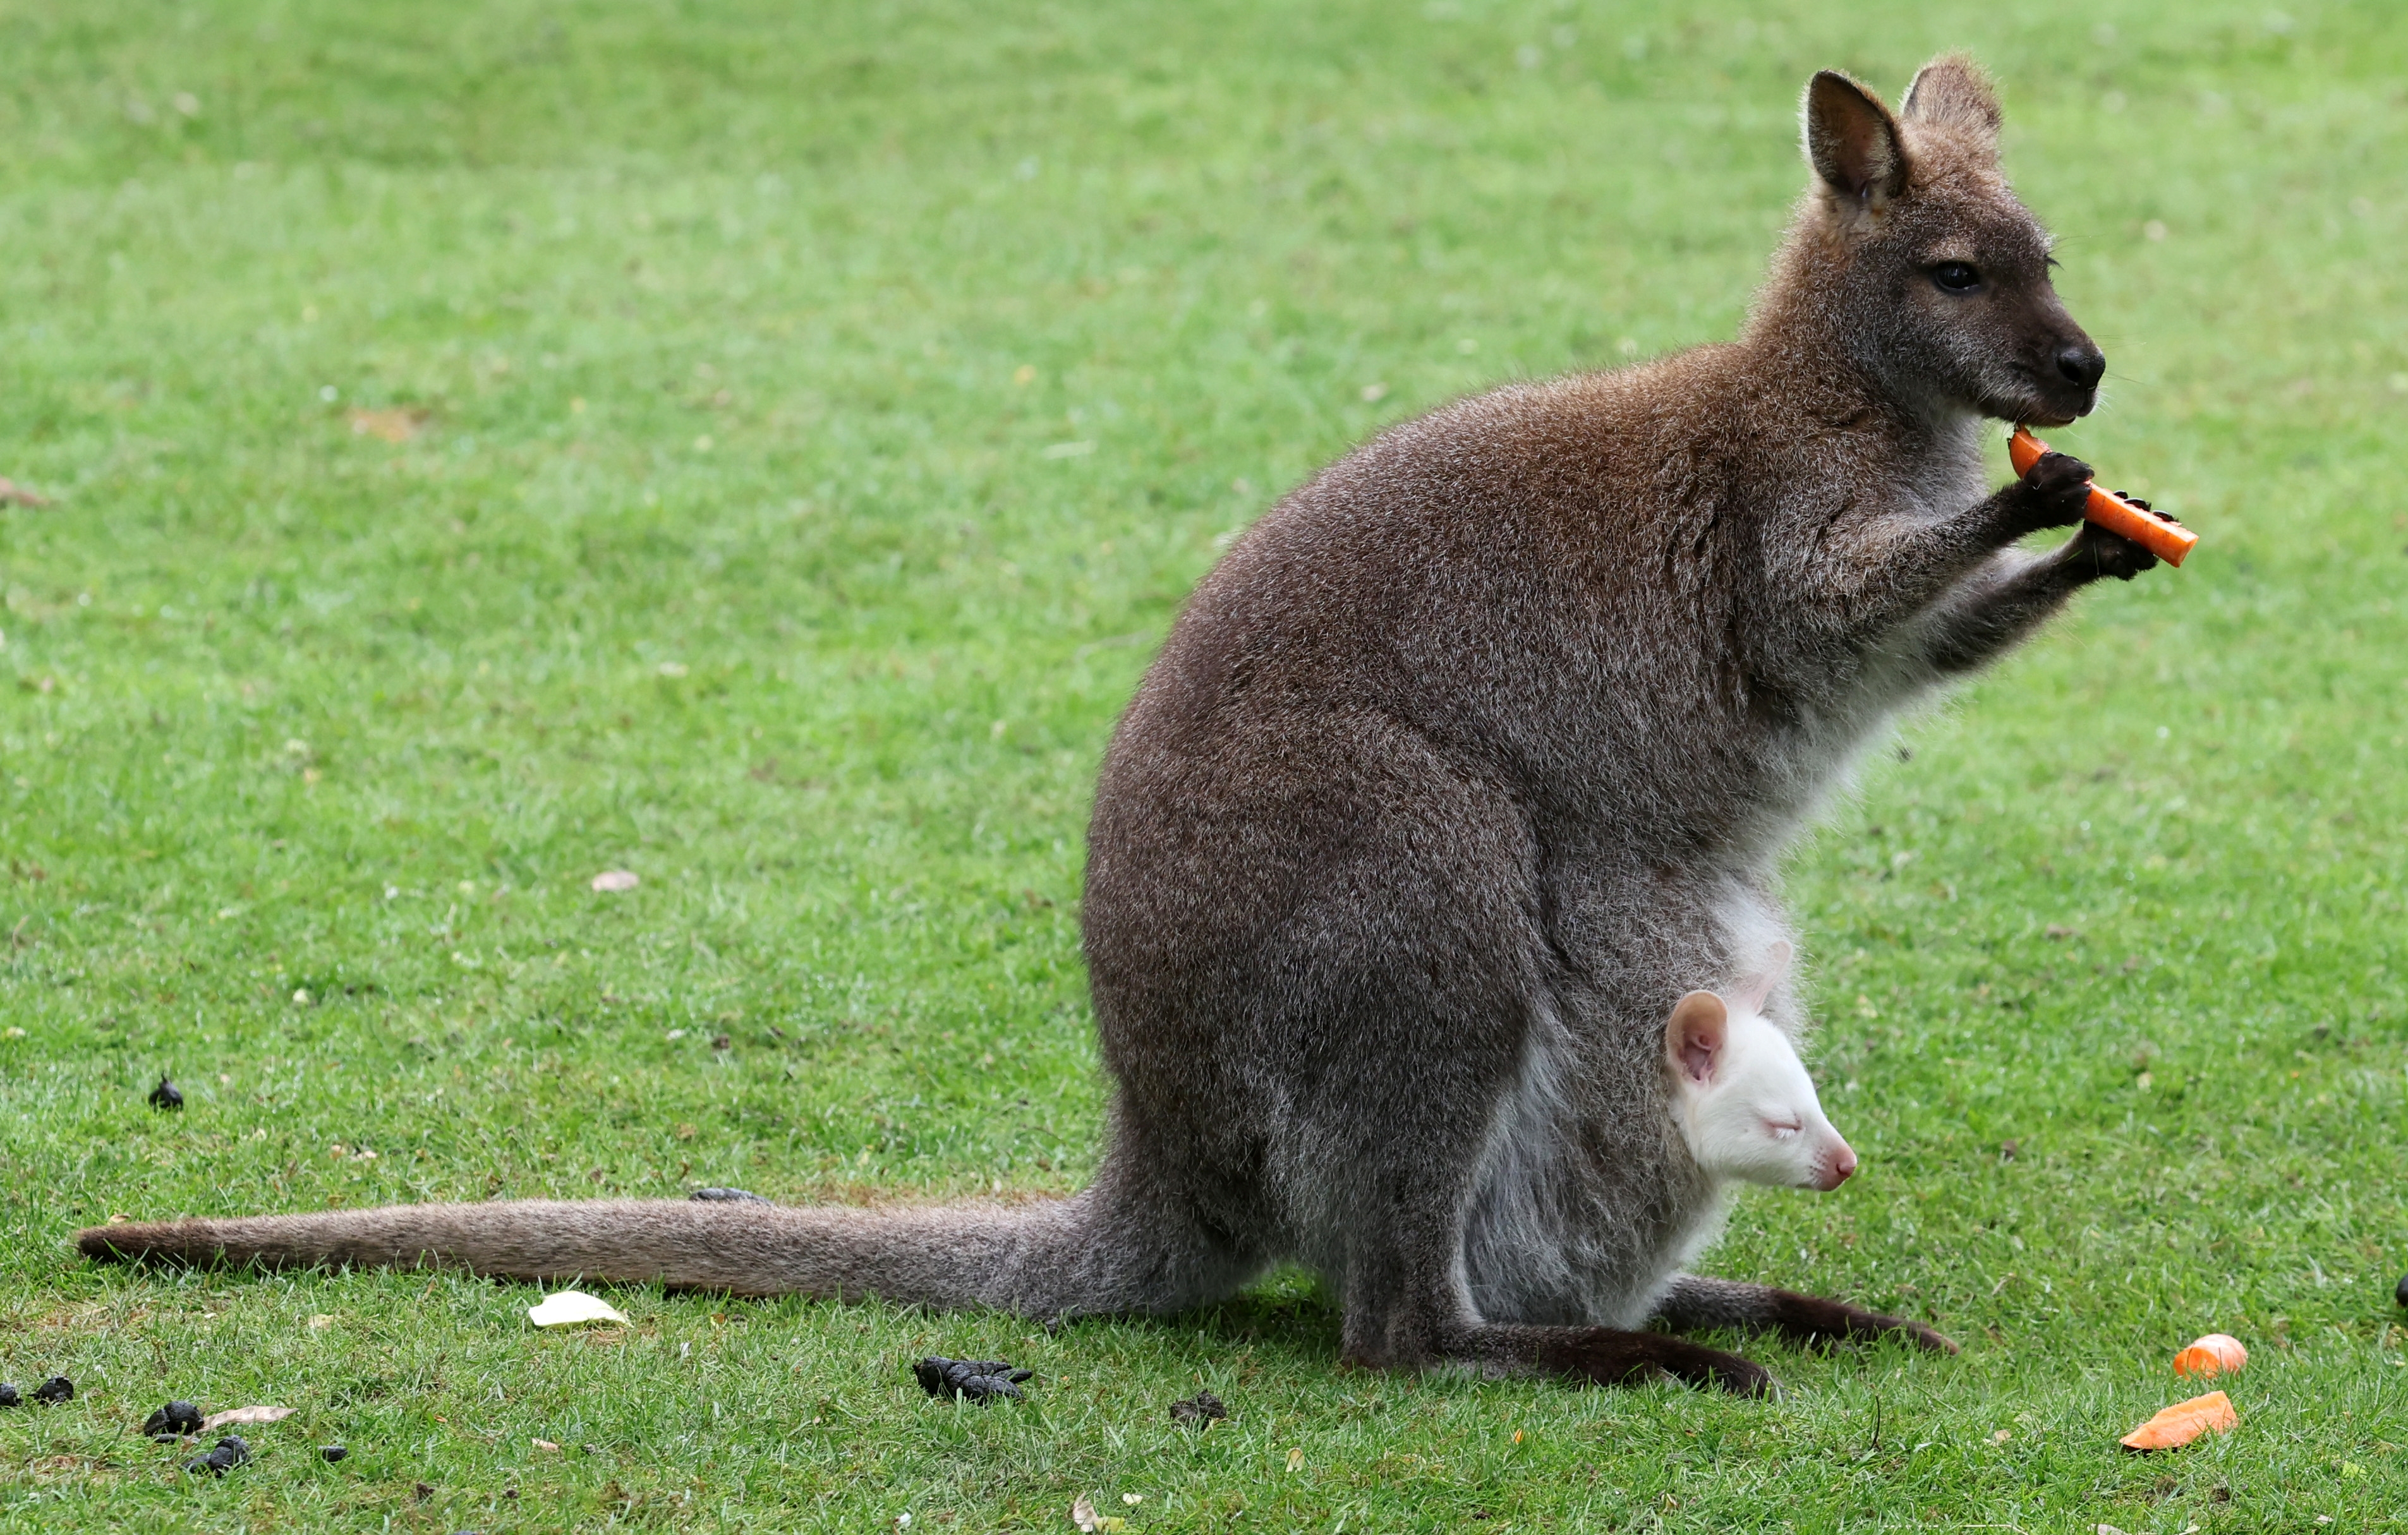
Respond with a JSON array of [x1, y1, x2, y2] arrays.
[[1070, 1494, 1126, 1532], [0, 478, 51, 508], [590, 870, 639, 893], [527, 1290, 629, 1327], [533, 1438, 561, 1452], [201, 1404, 294, 1431], [2121, 1390, 2237, 1451], [348, 407, 430, 443]]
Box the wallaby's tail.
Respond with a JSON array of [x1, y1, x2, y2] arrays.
[[77, 1166, 1253, 1316]]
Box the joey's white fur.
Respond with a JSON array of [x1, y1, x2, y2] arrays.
[[1665, 943, 1856, 1193]]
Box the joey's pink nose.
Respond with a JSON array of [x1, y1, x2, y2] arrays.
[[1818, 1143, 1858, 1191]]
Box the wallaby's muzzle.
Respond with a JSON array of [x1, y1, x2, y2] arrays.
[[2012, 313, 2106, 426]]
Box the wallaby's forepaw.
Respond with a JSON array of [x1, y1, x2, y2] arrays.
[[2019, 449, 2096, 530], [2067, 515, 2159, 582]]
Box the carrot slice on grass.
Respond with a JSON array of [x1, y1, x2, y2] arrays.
[[2120, 1390, 2238, 1451], [2172, 1333, 2248, 1378], [2007, 427, 2199, 568]]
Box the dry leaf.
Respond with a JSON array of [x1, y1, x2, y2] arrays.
[[199, 1404, 294, 1431], [1070, 1494, 1125, 1533], [533, 1438, 561, 1452], [1285, 1447, 1304, 1472], [590, 870, 639, 893], [527, 1289, 629, 1327], [307, 1315, 337, 1331], [348, 407, 430, 443], [0, 478, 51, 509]]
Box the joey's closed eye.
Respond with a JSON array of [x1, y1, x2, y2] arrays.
[[1931, 262, 1981, 294], [1764, 1119, 1801, 1138]]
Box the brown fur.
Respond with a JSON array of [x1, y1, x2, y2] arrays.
[[81, 58, 2158, 1395]]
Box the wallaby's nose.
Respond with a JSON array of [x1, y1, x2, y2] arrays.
[[1818, 1143, 1858, 1191], [2055, 344, 2106, 390]]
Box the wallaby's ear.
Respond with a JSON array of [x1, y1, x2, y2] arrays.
[[1899, 53, 2003, 155], [1734, 939, 1794, 1016], [1666, 991, 1728, 1086], [1803, 70, 1909, 210]]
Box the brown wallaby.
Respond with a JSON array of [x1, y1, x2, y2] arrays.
[[81, 57, 2161, 1396]]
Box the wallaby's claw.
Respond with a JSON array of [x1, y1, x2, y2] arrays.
[[2021, 449, 2096, 529]]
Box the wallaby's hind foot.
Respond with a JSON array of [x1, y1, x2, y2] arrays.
[[1415, 1323, 1777, 1397], [1525, 1327, 1779, 1397], [1654, 1276, 1957, 1356], [1343, 1294, 1777, 1397]]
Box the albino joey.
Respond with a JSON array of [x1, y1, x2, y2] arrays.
[[1666, 944, 1856, 1194]]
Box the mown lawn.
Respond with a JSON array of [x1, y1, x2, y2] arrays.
[[2, 0, 2405, 1528]]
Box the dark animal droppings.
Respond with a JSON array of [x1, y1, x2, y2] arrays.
[[2396, 1272, 2407, 1309], [186, 1435, 250, 1476], [0, 1383, 18, 1407], [148, 1075, 184, 1110], [689, 1187, 770, 1203], [913, 1356, 1033, 1402], [31, 1376, 72, 1405], [321, 1444, 349, 1462], [1170, 1389, 1228, 1426], [143, 1399, 204, 1438]]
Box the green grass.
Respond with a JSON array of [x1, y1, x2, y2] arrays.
[[2, 0, 2405, 1527]]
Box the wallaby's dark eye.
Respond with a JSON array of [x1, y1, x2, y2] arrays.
[[1932, 262, 1982, 293]]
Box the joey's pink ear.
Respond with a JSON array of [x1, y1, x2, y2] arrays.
[[1803, 70, 1909, 208], [1734, 939, 1794, 1016], [1666, 991, 1728, 1086]]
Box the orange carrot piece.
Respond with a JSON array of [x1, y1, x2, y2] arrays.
[[2172, 1333, 2248, 1378], [2008, 427, 2198, 568], [2119, 1390, 2238, 1452]]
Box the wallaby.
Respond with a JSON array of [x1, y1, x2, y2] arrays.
[[81, 57, 2160, 1396], [1665, 942, 1856, 1197]]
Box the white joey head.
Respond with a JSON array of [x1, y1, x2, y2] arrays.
[[1663, 941, 1856, 1192]]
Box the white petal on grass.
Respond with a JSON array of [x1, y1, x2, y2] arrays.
[[200, 1404, 294, 1431], [527, 1289, 630, 1327], [590, 870, 639, 893]]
